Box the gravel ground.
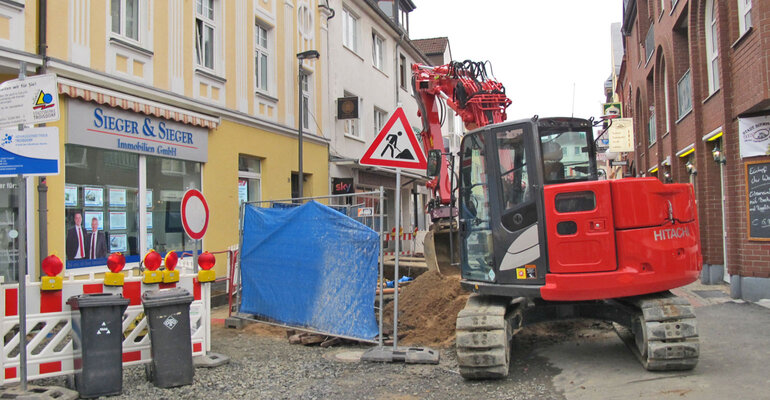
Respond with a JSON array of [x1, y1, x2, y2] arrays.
[[35, 305, 582, 400]]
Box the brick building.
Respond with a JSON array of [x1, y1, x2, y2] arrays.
[[618, 0, 770, 300]]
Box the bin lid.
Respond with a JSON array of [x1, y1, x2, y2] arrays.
[[67, 293, 131, 309], [142, 287, 194, 307]]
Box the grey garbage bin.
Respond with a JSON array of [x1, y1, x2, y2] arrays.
[[67, 293, 130, 398], [142, 287, 195, 388]]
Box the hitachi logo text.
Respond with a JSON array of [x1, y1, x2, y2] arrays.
[[653, 227, 691, 241]]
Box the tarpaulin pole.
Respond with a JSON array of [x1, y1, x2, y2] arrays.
[[378, 186, 384, 347], [393, 169, 401, 350]]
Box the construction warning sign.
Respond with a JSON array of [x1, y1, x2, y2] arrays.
[[359, 107, 427, 170]]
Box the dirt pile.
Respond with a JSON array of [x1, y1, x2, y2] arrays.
[[382, 269, 469, 348]]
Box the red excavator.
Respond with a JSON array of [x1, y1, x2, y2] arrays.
[[413, 60, 702, 379]]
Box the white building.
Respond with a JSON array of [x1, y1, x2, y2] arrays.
[[323, 0, 432, 233]]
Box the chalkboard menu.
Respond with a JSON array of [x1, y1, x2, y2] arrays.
[[746, 160, 770, 240]]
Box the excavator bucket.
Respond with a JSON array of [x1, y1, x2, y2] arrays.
[[423, 223, 460, 275]]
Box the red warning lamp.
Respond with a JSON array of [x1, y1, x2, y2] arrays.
[[197, 251, 216, 283], [107, 252, 126, 273], [198, 251, 216, 270], [144, 249, 162, 271], [41, 254, 63, 277], [164, 252, 179, 271], [40, 254, 63, 291]]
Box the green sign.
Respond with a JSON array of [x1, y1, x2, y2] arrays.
[[602, 102, 622, 118]]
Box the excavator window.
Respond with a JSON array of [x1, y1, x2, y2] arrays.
[[539, 129, 594, 184], [459, 133, 495, 282]]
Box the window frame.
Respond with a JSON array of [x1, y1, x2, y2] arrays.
[[374, 107, 387, 135], [372, 32, 385, 71], [705, 0, 720, 94], [738, 0, 752, 36], [342, 7, 359, 53], [301, 71, 313, 130], [648, 111, 657, 145], [111, 0, 140, 43], [254, 22, 271, 94], [677, 69, 692, 118], [399, 54, 407, 89], [195, 0, 217, 71]]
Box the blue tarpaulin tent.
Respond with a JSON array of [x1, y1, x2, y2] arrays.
[[239, 201, 380, 340]]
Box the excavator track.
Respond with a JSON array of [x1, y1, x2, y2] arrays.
[[614, 291, 699, 371], [455, 294, 515, 379]]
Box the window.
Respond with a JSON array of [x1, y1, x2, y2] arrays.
[[343, 93, 360, 138], [705, 0, 719, 94], [399, 54, 407, 89], [342, 8, 358, 52], [398, 6, 409, 32], [660, 63, 671, 133], [372, 33, 384, 70], [374, 108, 387, 135], [301, 72, 312, 130], [738, 0, 752, 36], [660, 0, 665, 14], [677, 70, 692, 118], [648, 112, 657, 144], [111, 0, 139, 41], [255, 24, 270, 92], [195, 0, 216, 70], [644, 24, 654, 63], [238, 155, 261, 204], [64, 145, 202, 268]]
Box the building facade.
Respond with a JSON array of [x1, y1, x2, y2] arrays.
[[618, 0, 770, 300], [324, 0, 432, 233], [0, 0, 330, 281]]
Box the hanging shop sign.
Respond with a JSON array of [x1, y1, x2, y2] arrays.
[[607, 118, 634, 153], [601, 102, 622, 118], [332, 177, 354, 194], [739, 115, 770, 159], [0, 126, 60, 177], [0, 73, 60, 128], [68, 100, 208, 162]]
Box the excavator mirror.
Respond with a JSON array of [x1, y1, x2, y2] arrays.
[[427, 149, 442, 177]]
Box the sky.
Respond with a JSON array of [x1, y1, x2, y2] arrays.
[[408, 1, 623, 122]]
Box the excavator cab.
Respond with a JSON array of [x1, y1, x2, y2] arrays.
[[458, 117, 596, 295]]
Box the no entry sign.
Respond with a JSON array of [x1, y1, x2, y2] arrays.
[[181, 189, 209, 240]]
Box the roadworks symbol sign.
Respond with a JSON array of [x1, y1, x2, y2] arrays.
[[359, 107, 427, 170]]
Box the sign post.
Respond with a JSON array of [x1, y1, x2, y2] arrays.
[[0, 66, 61, 392], [358, 107, 437, 364], [181, 189, 209, 272]]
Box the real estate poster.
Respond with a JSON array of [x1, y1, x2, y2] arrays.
[[110, 188, 126, 207], [84, 211, 104, 230], [84, 187, 103, 207], [109, 211, 126, 230], [110, 233, 127, 252], [64, 185, 78, 206]]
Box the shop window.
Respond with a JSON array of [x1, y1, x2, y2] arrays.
[[65, 145, 201, 269], [238, 155, 261, 204], [0, 178, 22, 283], [65, 145, 140, 268], [146, 157, 201, 254]]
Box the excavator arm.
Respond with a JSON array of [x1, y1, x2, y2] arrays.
[[412, 60, 512, 219]]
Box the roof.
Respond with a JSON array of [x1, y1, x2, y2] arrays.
[[411, 37, 449, 56]]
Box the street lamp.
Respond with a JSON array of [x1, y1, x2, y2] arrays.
[[297, 50, 320, 200]]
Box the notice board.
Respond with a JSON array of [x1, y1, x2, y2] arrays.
[[746, 160, 770, 240]]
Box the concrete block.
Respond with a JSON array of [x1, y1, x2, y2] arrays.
[[738, 276, 770, 302], [700, 264, 711, 284], [730, 275, 742, 299], [225, 317, 244, 329], [194, 352, 230, 368], [709, 264, 724, 285]]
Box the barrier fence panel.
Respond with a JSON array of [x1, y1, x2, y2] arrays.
[[235, 189, 385, 343], [0, 271, 209, 386]]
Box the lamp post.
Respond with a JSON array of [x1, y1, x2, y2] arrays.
[[296, 50, 320, 200]]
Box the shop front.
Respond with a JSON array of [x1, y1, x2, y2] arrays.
[[55, 98, 210, 272]]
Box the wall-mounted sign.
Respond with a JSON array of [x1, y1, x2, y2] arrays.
[[607, 118, 634, 153], [739, 115, 770, 158], [602, 102, 622, 118], [0, 74, 60, 128], [332, 177, 354, 194], [0, 126, 60, 177], [337, 96, 359, 120], [68, 100, 208, 162]]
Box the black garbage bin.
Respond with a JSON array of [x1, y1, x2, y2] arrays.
[[67, 293, 130, 398], [142, 287, 195, 388]]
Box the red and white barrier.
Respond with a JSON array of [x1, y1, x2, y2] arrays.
[[383, 228, 423, 257], [0, 271, 209, 385]]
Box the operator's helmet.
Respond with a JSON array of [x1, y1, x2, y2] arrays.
[[542, 141, 563, 161]]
